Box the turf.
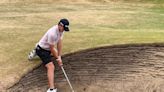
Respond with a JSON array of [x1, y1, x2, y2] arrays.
[[0, 0, 164, 90]]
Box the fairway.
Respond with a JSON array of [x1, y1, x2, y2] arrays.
[[0, 0, 164, 91]]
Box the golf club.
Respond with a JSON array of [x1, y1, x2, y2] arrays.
[[61, 66, 75, 92]]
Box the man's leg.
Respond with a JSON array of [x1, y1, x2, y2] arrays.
[[45, 62, 55, 89]]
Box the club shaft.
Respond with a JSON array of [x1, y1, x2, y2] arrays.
[[61, 66, 75, 92]]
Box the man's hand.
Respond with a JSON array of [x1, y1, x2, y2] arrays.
[[56, 56, 63, 66]]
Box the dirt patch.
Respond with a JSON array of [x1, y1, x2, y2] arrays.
[[8, 43, 164, 92]]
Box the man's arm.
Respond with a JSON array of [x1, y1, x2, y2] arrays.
[[56, 38, 63, 66], [50, 44, 58, 59], [57, 38, 62, 56]]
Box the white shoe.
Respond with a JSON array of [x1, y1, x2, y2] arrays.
[[28, 43, 38, 61], [28, 49, 37, 61], [47, 88, 57, 92]]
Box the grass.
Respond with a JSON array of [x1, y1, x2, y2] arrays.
[[124, 0, 164, 3], [0, 0, 164, 90]]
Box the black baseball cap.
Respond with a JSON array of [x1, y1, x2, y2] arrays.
[[59, 18, 70, 31]]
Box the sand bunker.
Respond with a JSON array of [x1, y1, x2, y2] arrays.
[[8, 43, 164, 92]]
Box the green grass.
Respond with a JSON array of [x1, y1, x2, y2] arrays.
[[0, 1, 164, 90]]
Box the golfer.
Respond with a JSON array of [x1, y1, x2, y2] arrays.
[[29, 18, 70, 92]]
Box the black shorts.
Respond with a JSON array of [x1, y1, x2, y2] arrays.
[[36, 45, 52, 65]]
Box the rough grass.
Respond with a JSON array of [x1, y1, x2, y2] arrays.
[[0, 0, 164, 91]]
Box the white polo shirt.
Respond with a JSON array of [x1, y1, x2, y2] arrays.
[[38, 25, 64, 50]]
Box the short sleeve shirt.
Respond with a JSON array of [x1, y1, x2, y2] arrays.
[[38, 25, 64, 50]]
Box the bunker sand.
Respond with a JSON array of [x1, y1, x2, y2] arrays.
[[9, 43, 164, 92]]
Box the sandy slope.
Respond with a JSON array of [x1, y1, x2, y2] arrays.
[[8, 43, 164, 92]]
